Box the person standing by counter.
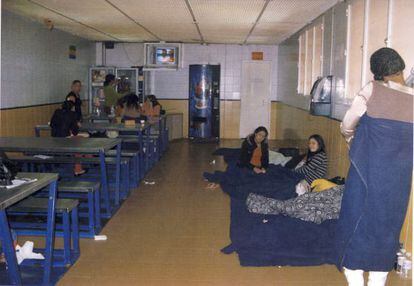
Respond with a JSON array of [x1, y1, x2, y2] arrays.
[[66, 80, 83, 122], [103, 74, 124, 114]]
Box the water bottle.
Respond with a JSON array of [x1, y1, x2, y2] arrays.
[[110, 105, 115, 116], [397, 255, 405, 274], [401, 259, 412, 279]]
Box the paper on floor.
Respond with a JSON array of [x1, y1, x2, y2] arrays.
[[15, 241, 44, 265]]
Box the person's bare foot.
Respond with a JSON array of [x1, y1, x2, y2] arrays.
[[206, 182, 220, 190]]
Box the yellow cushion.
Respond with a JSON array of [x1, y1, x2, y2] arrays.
[[311, 179, 337, 192]]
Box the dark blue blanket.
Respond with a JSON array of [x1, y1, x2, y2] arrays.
[[204, 162, 303, 200], [207, 148, 337, 266], [335, 115, 413, 271]]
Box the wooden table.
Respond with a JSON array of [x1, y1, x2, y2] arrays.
[[0, 172, 58, 285], [0, 137, 121, 217]]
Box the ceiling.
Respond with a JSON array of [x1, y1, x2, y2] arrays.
[[3, 0, 339, 44]]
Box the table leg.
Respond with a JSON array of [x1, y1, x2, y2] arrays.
[[43, 179, 57, 284], [0, 210, 21, 285], [138, 130, 143, 180], [99, 150, 110, 216], [114, 143, 121, 206], [145, 125, 151, 172]]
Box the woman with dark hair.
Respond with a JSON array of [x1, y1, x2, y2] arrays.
[[118, 93, 142, 121], [206, 126, 269, 190], [50, 99, 88, 176], [337, 48, 413, 286], [50, 100, 79, 138], [66, 80, 82, 121], [294, 134, 328, 186], [238, 126, 269, 174], [142, 94, 161, 117], [341, 47, 409, 143]]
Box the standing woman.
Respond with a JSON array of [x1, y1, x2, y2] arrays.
[[238, 126, 269, 174], [336, 48, 413, 286], [103, 74, 123, 114]]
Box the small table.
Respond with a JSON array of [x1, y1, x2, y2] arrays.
[[0, 137, 121, 217], [0, 172, 58, 285]]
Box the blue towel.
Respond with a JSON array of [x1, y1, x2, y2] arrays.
[[335, 115, 413, 271]]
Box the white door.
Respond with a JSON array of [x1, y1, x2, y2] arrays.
[[239, 61, 271, 138]]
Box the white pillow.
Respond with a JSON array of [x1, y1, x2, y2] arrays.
[[269, 151, 292, 166]]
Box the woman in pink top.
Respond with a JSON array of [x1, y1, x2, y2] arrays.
[[341, 48, 412, 144], [339, 48, 413, 286]]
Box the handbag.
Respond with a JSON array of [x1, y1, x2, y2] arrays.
[[0, 157, 18, 186]]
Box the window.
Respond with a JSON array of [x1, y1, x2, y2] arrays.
[[297, 35, 305, 94], [297, 20, 323, 96]]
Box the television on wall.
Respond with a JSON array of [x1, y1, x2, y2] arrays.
[[144, 43, 182, 70]]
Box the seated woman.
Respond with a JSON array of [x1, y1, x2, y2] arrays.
[[206, 126, 269, 190], [247, 183, 344, 224], [118, 93, 142, 121], [50, 99, 88, 176], [50, 99, 79, 138], [141, 94, 161, 118], [238, 126, 269, 174], [292, 134, 328, 193]]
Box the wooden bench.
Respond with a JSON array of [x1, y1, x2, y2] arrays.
[[8, 197, 80, 267]]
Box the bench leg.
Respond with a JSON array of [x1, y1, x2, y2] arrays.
[[43, 180, 57, 285], [0, 210, 21, 285], [87, 191, 95, 236], [94, 189, 101, 231], [71, 207, 80, 255], [62, 212, 71, 266], [121, 164, 127, 200], [115, 143, 121, 206], [99, 151, 111, 217]]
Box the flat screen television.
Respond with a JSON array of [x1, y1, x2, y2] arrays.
[[155, 47, 177, 65]]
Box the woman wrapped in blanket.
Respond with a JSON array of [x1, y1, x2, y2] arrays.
[[206, 126, 269, 190], [336, 48, 413, 286]]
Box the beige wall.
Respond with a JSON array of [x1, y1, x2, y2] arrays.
[[0, 104, 60, 137], [160, 99, 279, 140]]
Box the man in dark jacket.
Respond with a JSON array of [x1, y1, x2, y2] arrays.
[[66, 80, 82, 122]]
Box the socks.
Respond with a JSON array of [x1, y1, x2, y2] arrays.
[[343, 268, 389, 286], [367, 271, 388, 286], [344, 268, 364, 286]]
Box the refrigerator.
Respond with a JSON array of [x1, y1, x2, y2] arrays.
[[188, 65, 220, 140], [116, 67, 146, 102], [89, 66, 115, 114]]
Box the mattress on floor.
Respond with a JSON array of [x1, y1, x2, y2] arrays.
[[228, 198, 337, 267]]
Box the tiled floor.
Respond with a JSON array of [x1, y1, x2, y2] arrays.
[[27, 140, 411, 285]]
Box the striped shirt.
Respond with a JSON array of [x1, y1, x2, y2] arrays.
[[295, 152, 328, 184]]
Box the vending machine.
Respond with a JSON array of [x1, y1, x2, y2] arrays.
[[188, 65, 220, 140]]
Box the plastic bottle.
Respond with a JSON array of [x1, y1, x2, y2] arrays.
[[397, 255, 405, 274], [401, 259, 412, 279], [395, 252, 403, 271], [110, 105, 115, 116]]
